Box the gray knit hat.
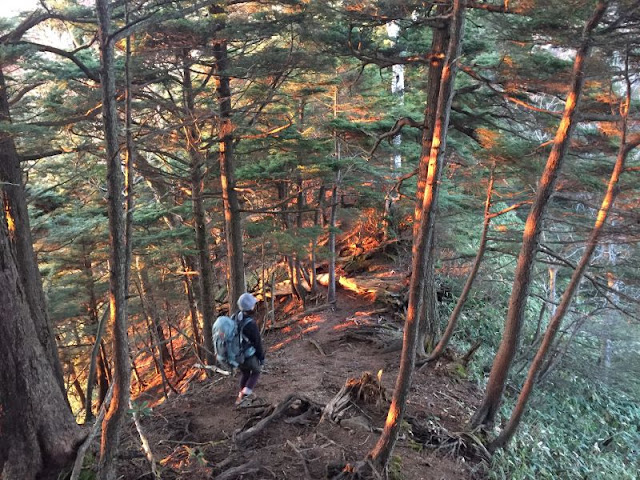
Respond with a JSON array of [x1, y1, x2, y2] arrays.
[[237, 292, 258, 311]]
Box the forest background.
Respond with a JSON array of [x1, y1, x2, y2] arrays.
[[1, 0, 639, 479]]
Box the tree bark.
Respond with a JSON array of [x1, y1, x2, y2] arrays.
[[96, 1, 132, 478], [490, 54, 630, 450], [214, 29, 246, 308], [414, 6, 449, 356], [0, 68, 66, 398], [368, 0, 465, 469], [328, 177, 340, 305], [85, 307, 110, 423], [0, 193, 84, 479], [137, 261, 171, 364], [183, 50, 216, 364], [470, 0, 608, 429], [81, 242, 111, 422]]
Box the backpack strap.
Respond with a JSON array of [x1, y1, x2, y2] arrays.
[[231, 312, 250, 342]]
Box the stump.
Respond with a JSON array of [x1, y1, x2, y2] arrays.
[[321, 372, 387, 426]]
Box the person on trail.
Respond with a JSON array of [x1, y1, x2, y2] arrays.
[[234, 292, 265, 406]]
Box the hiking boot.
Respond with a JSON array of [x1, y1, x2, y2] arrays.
[[235, 393, 255, 408]]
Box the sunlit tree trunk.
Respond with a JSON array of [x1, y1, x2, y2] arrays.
[[369, 0, 465, 469], [96, 1, 132, 478], [415, 6, 449, 357], [490, 70, 634, 450], [471, 0, 608, 429]]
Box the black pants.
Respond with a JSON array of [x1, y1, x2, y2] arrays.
[[238, 355, 261, 391]]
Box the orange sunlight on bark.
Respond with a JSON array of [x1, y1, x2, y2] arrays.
[[523, 217, 536, 238], [384, 401, 399, 429], [4, 197, 15, 238]]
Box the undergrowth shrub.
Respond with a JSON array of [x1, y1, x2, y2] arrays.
[[489, 376, 640, 480]]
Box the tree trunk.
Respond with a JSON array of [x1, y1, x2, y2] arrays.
[[136, 260, 171, 364], [182, 257, 203, 357], [294, 174, 308, 305], [81, 242, 111, 421], [0, 68, 66, 398], [85, 307, 110, 423], [68, 361, 87, 409], [214, 31, 246, 307], [183, 50, 216, 364], [368, 0, 465, 469], [0, 194, 84, 479], [328, 85, 341, 306], [490, 55, 630, 449], [96, 1, 132, 478], [414, 7, 449, 356], [328, 176, 340, 305], [416, 241, 439, 356], [470, 0, 608, 429], [426, 166, 495, 362]]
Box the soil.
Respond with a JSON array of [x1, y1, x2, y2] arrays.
[[116, 290, 487, 480]]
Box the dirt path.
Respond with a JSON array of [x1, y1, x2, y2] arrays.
[[121, 291, 483, 479]]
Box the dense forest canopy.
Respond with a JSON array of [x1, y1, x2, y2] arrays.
[[1, 1, 639, 479]]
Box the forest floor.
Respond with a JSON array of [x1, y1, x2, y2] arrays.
[[117, 286, 488, 480]]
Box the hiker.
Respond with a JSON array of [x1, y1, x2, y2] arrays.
[[234, 292, 265, 405]]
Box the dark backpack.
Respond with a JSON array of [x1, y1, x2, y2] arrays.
[[212, 313, 256, 368]]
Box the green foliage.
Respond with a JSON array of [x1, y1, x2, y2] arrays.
[[490, 377, 640, 480], [389, 455, 404, 480], [128, 400, 153, 417]]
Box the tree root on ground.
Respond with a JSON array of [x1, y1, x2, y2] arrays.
[[214, 459, 261, 480], [407, 416, 491, 462], [234, 394, 323, 444]]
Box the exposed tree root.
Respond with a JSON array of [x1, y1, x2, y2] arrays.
[[234, 394, 323, 444], [287, 440, 312, 479], [407, 416, 491, 463], [214, 459, 261, 480]]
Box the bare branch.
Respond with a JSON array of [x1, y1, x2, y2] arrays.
[[369, 117, 423, 157]]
